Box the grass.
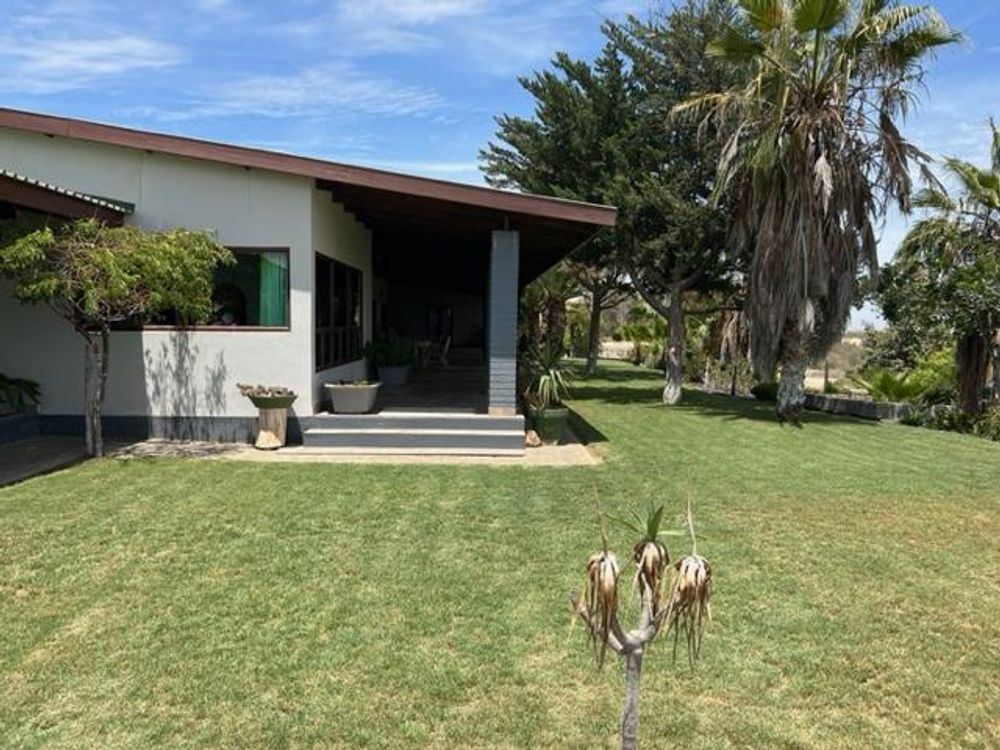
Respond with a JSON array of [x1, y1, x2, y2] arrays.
[[2, 361, 1000, 749]]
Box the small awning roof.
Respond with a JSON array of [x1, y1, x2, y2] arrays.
[[0, 108, 617, 282], [0, 168, 132, 224]]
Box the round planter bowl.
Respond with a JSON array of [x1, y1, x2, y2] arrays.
[[326, 382, 381, 414], [378, 365, 410, 387], [533, 406, 570, 445], [249, 394, 297, 410]]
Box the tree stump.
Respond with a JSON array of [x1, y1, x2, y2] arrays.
[[255, 408, 288, 450]]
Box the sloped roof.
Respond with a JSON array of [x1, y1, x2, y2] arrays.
[[0, 108, 614, 226], [0, 108, 617, 282]]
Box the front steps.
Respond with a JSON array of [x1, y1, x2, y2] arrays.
[[301, 411, 525, 455]]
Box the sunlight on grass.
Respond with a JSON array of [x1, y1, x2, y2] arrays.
[[2, 361, 999, 748]]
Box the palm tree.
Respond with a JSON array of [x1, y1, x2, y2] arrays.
[[886, 121, 1000, 415], [678, 0, 959, 421]]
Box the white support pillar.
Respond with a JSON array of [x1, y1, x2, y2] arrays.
[[488, 230, 519, 416]]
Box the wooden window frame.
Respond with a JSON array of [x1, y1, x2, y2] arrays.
[[314, 253, 364, 372]]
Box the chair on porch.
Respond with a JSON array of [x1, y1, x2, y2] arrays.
[[429, 335, 450, 367]]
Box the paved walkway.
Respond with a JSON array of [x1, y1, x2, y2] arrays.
[[0, 436, 88, 487], [113, 431, 600, 467]]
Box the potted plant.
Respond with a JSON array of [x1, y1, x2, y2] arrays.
[[238, 383, 297, 450], [523, 344, 572, 445], [325, 379, 381, 414], [364, 333, 413, 387]]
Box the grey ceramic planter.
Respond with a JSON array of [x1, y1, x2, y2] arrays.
[[326, 382, 381, 414]]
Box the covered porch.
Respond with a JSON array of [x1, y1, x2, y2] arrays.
[[316, 177, 613, 417]]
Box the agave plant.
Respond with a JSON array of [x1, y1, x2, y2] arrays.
[[572, 501, 712, 750], [522, 342, 572, 413]]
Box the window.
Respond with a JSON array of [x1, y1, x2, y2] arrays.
[[140, 247, 290, 329], [315, 255, 363, 370], [211, 249, 289, 327]]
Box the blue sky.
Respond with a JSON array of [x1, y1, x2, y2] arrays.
[[2, 0, 998, 326]]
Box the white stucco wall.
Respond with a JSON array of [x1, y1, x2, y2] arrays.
[[310, 189, 373, 409], [0, 127, 371, 419]]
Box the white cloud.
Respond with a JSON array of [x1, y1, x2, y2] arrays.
[[129, 63, 446, 121], [0, 34, 183, 94], [337, 0, 490, 26]]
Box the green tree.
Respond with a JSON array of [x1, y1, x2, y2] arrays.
[[482, 42, 635, 376], [680, 0, 960, 421], [880, 120, 1000, 415], [611, 0, 743, 404], [0, 219, 232, 456]]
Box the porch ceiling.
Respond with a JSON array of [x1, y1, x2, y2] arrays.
[[317, 180, 610, 285]]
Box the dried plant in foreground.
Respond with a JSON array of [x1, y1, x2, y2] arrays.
[[571, 501, 712, 750]]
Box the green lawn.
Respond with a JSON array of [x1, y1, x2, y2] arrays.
[[3, 362, 1000, 749]]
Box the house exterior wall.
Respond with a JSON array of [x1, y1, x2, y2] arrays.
[[310, 188, 373, 410], [0, 127, 371, 430]]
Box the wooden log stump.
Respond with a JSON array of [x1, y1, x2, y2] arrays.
[[255, 407, 288, 450]]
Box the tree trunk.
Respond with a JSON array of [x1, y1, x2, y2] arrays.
[[991, 331, 1000, 404], [957, 332, 991, 416], [662, 286, 684, 405], [776, 331, 807, 424], [621, 648, 644, 750], [585, 292, 603, 377], [544, 295, 568, 355], [83, 328, 110, 457]]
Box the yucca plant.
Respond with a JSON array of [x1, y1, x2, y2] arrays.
[[572, 502, 712, 750]]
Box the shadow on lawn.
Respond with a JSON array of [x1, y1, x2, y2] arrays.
[[568, 409, 608, 444], [574, 382, 880, 429]]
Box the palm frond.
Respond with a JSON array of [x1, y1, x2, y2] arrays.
[[793, 0, 848, 34]]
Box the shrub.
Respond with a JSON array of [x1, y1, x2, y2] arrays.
[[973, 407, 1000, 442], [850, 368, 926, 403]]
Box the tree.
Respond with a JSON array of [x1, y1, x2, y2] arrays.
[[0, 219, 232, 456], [482, 42, 636, 376], [680, 0, 960, 422], [610, 0, 742, 404], [571, 503, 712, 750], [880, 120, 1000, 415], [566, 256, 632, 375]]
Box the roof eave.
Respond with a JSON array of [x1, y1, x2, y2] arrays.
[[0, 107, 617, 228]]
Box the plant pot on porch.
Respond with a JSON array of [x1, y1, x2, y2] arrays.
[[326, 381, 381, 414], [378, 365, 410, 387], [532, 406, 570, 445]]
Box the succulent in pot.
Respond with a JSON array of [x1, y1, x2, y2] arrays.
[[522, 344, 572, 445], [238, 383, 297, 449]]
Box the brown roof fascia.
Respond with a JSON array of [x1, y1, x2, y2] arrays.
[[0, 108, 617, 228]]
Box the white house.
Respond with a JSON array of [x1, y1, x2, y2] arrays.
[[0, 108, 615, 453]]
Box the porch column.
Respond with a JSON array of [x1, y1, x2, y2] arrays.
[[488, 229, 519, 416]]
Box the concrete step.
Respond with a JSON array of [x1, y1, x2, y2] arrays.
[[306, 412, 523, 432], [302, 426, 525, 453]]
